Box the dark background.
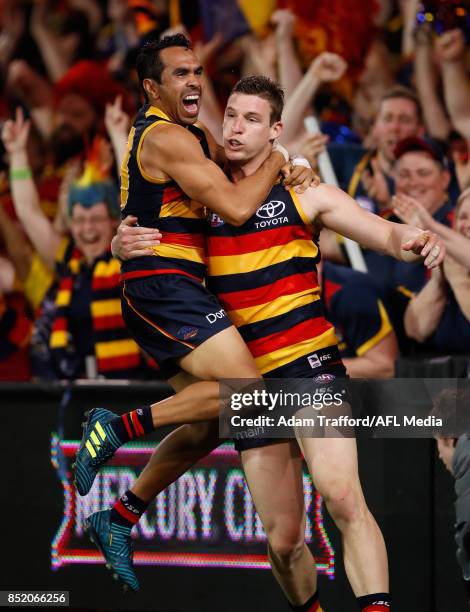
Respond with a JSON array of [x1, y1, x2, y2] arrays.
[[0, 382, 466, 611]]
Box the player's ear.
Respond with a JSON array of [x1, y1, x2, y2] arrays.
[[143, 78, 160, 101], [269, 120, 283, 142]]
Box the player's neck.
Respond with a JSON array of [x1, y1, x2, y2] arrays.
[[228, 146, 272, 183]]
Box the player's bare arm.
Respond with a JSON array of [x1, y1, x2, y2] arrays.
[[139, 122, 286, 226], [298, 183, 446, 268]]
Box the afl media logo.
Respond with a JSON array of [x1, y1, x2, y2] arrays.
[[256, 200, 286, 219]]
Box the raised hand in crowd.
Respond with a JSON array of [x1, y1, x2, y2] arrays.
[[435, 28, 466, 63], [413, 22, 451, 141], [436, 29, 470, 140], [298, 133, 330, 169], [271, 8, 296, 42], [281, 52, 348, 145], [0, 0, 26, 71], [393, 192, 470, 270], [362, 157, 390, 208], [105, 95, 130, 169], [309, 52, 348, 84], [270, 9, 302, 102], [1, 106, 30, 158]]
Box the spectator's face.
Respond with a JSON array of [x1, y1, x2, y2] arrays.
[[455, 196, 470, 238], [436, 437, 455, 474], [223, 93, 281, 163], [154, 47, 203, 125], [395, 152, 450, 212], [69, 202, 116, 263], [51, 94, 97, 163], [373, 97, 422, 162]]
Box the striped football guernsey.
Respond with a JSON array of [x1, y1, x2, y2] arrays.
[[206, 183, 339, 375], [120, 105, 210, 282]]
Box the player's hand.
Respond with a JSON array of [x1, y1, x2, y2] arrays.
[[435, 28, 466, 63], [281, 162, 320, 193], [308, 52, 348, 83], [392, 194, 432, 229], [402, 230, 445, 269], [362, 157, 390, 207], [1, 107, 30, 154], [111, 216, 162, 261]]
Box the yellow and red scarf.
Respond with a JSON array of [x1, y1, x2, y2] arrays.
[[49, 242, 146, 378]]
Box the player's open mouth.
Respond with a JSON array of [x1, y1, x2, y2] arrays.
[[228, 138, 243, 149], [182, 94, 200, 115]]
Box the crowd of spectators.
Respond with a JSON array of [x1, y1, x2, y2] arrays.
[[0, 0, 469, 382]]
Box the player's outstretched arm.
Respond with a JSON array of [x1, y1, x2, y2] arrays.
[[140, 123, 287, 226], [299, 183, 446, 268]]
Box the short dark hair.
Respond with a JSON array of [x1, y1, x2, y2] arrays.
[[231, 76, 284, 125], [136, 34, 191, 99], [379, 85, 423, 124]]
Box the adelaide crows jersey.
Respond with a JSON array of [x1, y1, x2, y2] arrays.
[[206, 183, 339, 375], [120, 105, 210, 282]]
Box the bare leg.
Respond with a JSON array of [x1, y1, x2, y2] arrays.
[[149, 326, 261, 427], [241, 441, 317, 606], [132, 420, 221, 502], [298, 437, 388, 596]]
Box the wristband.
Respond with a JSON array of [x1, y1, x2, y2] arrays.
[[10, 167, 32, 181], [291, 155, 311, 168], [272, 143, 289, 164]]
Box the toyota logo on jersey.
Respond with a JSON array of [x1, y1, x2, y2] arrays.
[[256, 200, 286, 219]]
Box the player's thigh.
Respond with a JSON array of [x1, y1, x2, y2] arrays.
[[241, 441, 306, 544], [298, 437, 364, 502], [178, 325, 260, 380]]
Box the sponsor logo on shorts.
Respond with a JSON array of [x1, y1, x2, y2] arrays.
[[206, 308, 227, 324], [210, 213, 224, 227], [307, 353, 321, 369], [313, 373, 336, 384], [177, 326, 199, 340], [307, 352, 331, 369]]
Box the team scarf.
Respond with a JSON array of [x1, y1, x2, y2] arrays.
[[49, 241, 144, 378]]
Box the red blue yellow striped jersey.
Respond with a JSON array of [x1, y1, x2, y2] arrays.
[[206, 183, 338, 374], [120, 104, 210, 282]]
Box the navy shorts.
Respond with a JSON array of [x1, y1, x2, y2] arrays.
[[234, 361, 348, 452], [121, 274, 233, 379]]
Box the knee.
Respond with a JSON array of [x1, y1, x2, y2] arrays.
[[182, 421, 219, 449], [268, 527, 305, 567], [322, 482, 368, 527]]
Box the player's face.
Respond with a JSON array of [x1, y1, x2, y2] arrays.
[[436, 437, 455, 474], [69, 202, 117, 263], [223, 93, 281, 162], [154, 47, 203, 125], [394, 152, 450, 211], [456, 195, 470, 238], [373, 97, 421, 162]]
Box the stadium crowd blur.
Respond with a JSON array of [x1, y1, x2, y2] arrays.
[[0, 0, 469, 382]]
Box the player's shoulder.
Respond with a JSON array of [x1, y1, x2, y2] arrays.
[[143, 120, 199, 154]]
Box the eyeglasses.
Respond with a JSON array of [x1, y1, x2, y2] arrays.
[[70, 215, 111, 227]]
